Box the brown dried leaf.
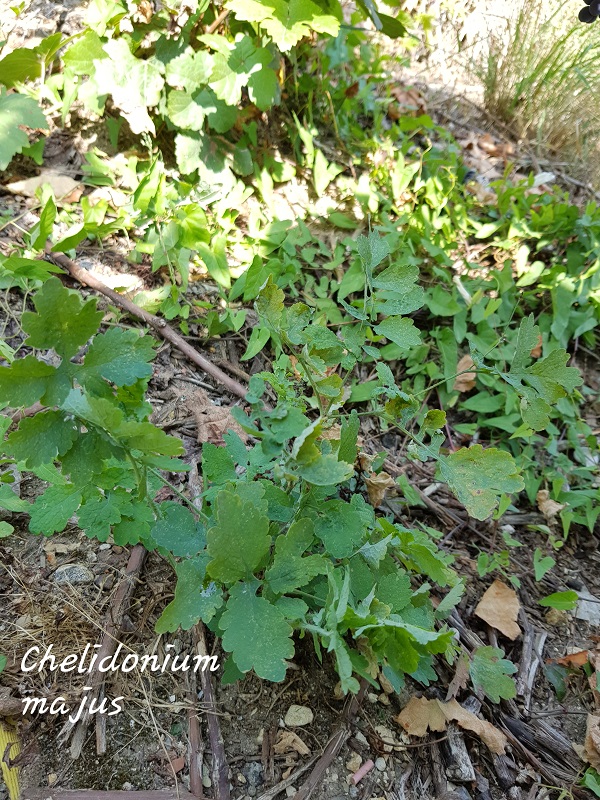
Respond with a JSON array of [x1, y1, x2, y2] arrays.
[[395, 697, 507, 754], [446, 653, 470, 701], [189, 388, 248, 446], [536, 489, 566, 522], [365, 471, 395, 507], [584, 715, 600, 769], [453, 355, 476, 393], [474, 579, 521, 640], [443, 699, 507, 755], [555, 650, 590, 668], [274, 730, 310, 757], [4, 169, 83, 202], [395, 696, 446, 737]]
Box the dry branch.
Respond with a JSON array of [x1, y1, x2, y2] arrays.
[[45, 249, 248, 400], [194, 623, 230, 800]]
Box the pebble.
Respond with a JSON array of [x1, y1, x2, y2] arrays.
[[285, 788, 296, 798], [121, 783, 134, 791], [284, 704, 314, 727], [99, 543, 111, 550], [346, 753, 362, 772], [375, 757, 386, 772], [52, 563, 94, 585]]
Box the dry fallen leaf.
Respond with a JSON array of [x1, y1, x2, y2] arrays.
[[555, 650, 590, 668], [190, 388, 248, 445], [365, 471, 395, 507], [536, 489, 566, 522], [396, 697, 507, 754], [396, 695, 446, 737], [453, 355, 476, 393], [584, 715, 600, 769], [4, 169, 83, 202], [446, 653, 470, 701], [274, 730, 310, 757], [474, 579, 521, 640]]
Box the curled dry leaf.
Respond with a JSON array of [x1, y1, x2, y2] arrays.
[[474, 579, 521, 640], [274, 730, 310, 757], [556, 650, 590, 668], [536, 489, 566, 522], [453, 355, 476, 393], [584, 715, 600, 770], [365, 471, 395, 507], [446, 653, 470, 701], [396, 696, 507, 755], [4, 169, 83, 202], [191, 388, 248, 446]]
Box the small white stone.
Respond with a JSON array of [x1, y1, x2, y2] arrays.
[[99, 543, 111, 550], [375, 757, 386, 772], [346, 753, 362, 772], [284, 704, 314, 727], [285, 787, 296, 797]]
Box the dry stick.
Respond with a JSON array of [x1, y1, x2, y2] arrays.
[[187, 680, 205, 800], [252, 755, 319, 800], [186, 464, 206, 799], [292, 686, 365, 800], [194, 623, 230, 800], [60, 543, 147, 758], [45, 249, 248, 401]]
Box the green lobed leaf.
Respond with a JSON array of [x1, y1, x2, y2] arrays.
[[226, 0, 340, 51], [469, 646, 517, 703], [0, 356, 58, 407], [22, 277, 103, 359], [150, 502, 205, 557], [220, 581, 294, 681], [439, 445, 524, 520], [28, 483, 82, 535], [156, 555, 223, 632], [77, 492, 127, 541], [206, 489, 271, 583], [80, 327, 155, 389], [374, 316, 421, 349], [6, 411, 78, 468], [0, 90, 48, 171], [265, 519, 325, 595]]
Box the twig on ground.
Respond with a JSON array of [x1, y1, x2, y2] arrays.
[[194, 623, 230, 800], [251, 755, 319, 800], [291, 684, 366, 800], [60, 544, 147, 758], [44, 248, 248, 401]]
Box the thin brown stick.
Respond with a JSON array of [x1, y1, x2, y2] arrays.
[[194, 623, 230, 800], [292, 685, 365, 800], [253, 755, 319, 800], [45, 249, 248, 401], [206, 7, 230, 33], [60, 544, 147, 758]]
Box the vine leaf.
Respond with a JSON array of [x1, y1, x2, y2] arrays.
[[220, 581, 294, 681], [439, 445, 523, 520], [206, 489, 271, 583]]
